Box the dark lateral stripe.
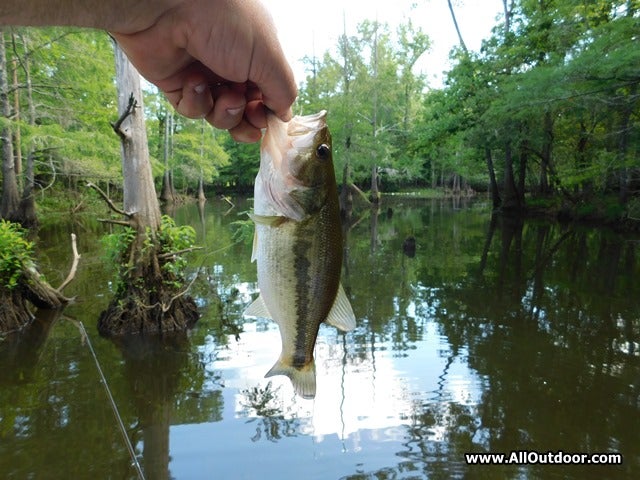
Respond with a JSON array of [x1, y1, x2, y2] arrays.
[[292, 232, 312, 368]]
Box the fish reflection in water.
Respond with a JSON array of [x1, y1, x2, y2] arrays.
[[244, 110, 356, 400]]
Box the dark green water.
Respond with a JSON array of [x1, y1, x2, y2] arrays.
[[1, 196, 638, 479]]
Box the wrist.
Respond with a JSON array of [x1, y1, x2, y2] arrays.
[[0, 0, 184, 32]]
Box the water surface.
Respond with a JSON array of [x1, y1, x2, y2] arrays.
[[1, 196, 638, 479]]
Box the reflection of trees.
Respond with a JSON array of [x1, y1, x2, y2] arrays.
[[343, 208, 640, 478], [239, 382, 301, 443], [428, 213, 640, 476], [0, 314, 134, 478], [117, 334, 224, 479]]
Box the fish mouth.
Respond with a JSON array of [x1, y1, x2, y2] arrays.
[[262, 110, 328, 171], [258, 110, 330, 220], [264, 110, 327, 150]]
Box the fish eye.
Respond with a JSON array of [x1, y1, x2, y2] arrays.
[[316, 144, 330, 159]]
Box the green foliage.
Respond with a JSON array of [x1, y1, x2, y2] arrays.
[[230, 210, 255, 245], [100, 226, 136, 295], [158, 215, 197, 281], [406, 0, 640, 207], [9, 28, 121, 185], [0, 221, 34, 290], [5, 3, 640, 224], [296, 20, 430, 187], [100, 216, 197, 293], [215, 135, 260, 191], [145, 97, 230, 191]]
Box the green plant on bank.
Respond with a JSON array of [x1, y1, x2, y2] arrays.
[[0, 221, 35, 290]]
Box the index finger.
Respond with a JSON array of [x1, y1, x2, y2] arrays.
[[252, 48, 297, 121]]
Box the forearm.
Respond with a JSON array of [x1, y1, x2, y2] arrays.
[[0, 0, 178, 32]]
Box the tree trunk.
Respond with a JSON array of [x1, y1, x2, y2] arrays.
[[485, 147, 501, 209], [369, 24, 380, 205], [197, 174, 206, 202], [11, 34, 38, 227], [160, 110, 175, 204], [447, 0, 468, 52], [11, 57, 21, 186], [114, 45, 161, 230], [517, 139, 527, 206], [502, 142, 521, 211], [15, 151, 38, 228], [370, 163, 380, 204], [98, 42, 197, 336], [617, 83, 637, 204], [0, 29, 19, 220], [539, 111, 554, 195]]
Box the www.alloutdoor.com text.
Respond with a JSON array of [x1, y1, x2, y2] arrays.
[[465, 450, 622, 466]]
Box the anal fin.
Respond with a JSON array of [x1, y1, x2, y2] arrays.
[[243, 295, 272, 319], [325, 283, 356, 332]]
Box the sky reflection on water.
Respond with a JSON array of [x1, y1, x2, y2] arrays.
[[174, 316, 482, 480]]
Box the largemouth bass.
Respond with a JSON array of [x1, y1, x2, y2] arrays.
[[244, 110, 356, 399]]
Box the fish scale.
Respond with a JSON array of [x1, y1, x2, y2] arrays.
[[244, 110, 356, 399]]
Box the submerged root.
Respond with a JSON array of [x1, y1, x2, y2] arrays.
[[98, 293, 199, 336], [0, 288, 34, 334], [97, 251, 199, 337], [0, 270, 70, 334]]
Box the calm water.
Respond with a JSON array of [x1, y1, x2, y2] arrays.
[[1, 196, 639, 479]]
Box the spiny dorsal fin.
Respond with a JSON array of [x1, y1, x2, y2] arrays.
[[325, 283, 356, 332], [243, 295, 272, 319]]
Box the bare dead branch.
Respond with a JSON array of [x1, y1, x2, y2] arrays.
[[57, 233, 81, 293], [161, 271, 200, 313], [97, 218, 134, 227], [157, 246, 204, 259], [38, 153, 57, 194], [70, 198, 85, 214], [349, 182, 372, 204], [87, 182, 131, 218], [220, 195, 235, 208], [111, 92, 137, 139]]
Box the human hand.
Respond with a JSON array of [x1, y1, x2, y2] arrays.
[[111, 0, 297, 142]]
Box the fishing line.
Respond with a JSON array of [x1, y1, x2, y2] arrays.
[[78, 321, 146, 480]]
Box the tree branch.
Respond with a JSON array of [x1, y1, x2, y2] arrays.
[[157, 246, 204, 259], [110, 92, 137, 139], [87, 182, 132, 218], [97, 218, 134, 227], [56, 233, 80, 294], [220, 195, 235, 208]]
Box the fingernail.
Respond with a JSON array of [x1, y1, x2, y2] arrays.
[[194, 83, 207, 94], [226, 107, 243, 116]]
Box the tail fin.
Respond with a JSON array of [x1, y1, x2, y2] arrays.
[[265, 359, 316, 399]]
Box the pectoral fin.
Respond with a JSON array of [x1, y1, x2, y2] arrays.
[[243, 295, 272, 319], [251, 229, 258, 262], [248, 213, 289, 227], [325, 284, 356, 332], [249, 214, 288, 262]]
